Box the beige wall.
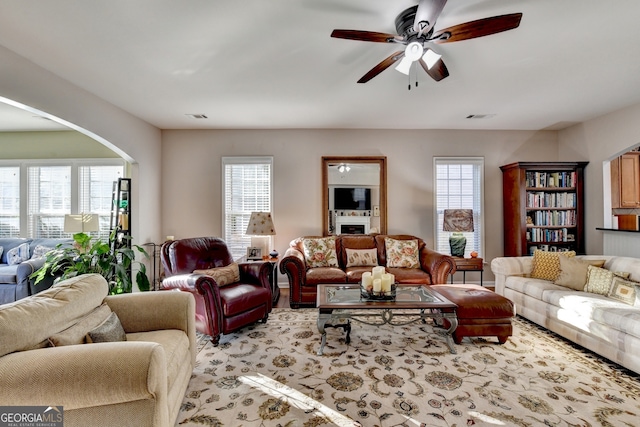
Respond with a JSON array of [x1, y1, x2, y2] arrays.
[[559, 102, 640, 254], [0, 131, 118, 158], [162, 128, 559, 282]]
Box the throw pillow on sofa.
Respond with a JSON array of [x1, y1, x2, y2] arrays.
[[607, 276, 637, 305], [302, 237, 339, 268], [48, 303, 113, 346], [584, 265, 630, 295], [86, 312, 127, 343], [30, 244, 53, 260], [6, 242, 29, 265], [554, 257, 606, 290], [345, 248, 378, 267], [385, 238, 420, 268], [530, 250, 575, 282], [194, 262, 240, 286]]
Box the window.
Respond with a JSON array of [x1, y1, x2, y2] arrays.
[[27, 165, 71, 237], [434, 157, 484, 257], [79, 165, 124, 240], [0, 166, 20, 237], [222, 157, 273, 259], [0, 160, 124, 238]]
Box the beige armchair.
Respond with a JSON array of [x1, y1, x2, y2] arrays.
[[0, 274, 196, 427]]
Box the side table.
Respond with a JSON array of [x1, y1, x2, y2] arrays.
[[451, 257, 484, 286], [238, 256, 280, 304]]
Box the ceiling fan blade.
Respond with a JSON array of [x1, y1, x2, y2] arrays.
[[331, 29, 402, 43], [432, 13, 523, 43], [357, 51, 404, 83], [419, 57, 449, 81], [413, 0, 447, 35]]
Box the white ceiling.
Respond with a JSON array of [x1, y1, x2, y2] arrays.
[[1, 0, 640, 132]]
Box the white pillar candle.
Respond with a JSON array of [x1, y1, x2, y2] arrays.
[[387, 273, 395, 285], [373, 278, 382, 293], [372, 266, 385, 280], [381, 274, 392, 292], [361, 272, 373, 289]]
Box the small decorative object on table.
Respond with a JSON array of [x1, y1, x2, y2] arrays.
[[246, 246, 262, 260], [269, 249, 279, 258], [360, 267, 396, 300]]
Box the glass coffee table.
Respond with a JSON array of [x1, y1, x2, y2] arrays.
[[316, 284, 458, 355]]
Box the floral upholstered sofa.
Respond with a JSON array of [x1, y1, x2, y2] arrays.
[[280, 234, 455, 308], [491, 250, 640, 374]]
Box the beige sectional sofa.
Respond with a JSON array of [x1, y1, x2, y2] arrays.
[[0, 273, 196, 427], [491, 254, 640, 375]]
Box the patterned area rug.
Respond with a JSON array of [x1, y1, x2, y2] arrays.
[[176, 308, 640, 426]]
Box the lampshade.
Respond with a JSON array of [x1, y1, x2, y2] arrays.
[[422, 48, 442, 70], [64, 213, 100, 233], [443, 209, 474, 232], [245, 212, 276, 236]]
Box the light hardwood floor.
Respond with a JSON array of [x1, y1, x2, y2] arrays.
[[275, 288, 290, 309]]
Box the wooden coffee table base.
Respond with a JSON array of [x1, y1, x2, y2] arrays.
[[317, 308, 458, 356]]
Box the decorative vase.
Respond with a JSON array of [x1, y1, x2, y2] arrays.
[[269, 249, 279, 258], [449, 232, 467, 257]]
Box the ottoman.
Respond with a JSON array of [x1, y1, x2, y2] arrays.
[[431, 284, 515, 344]]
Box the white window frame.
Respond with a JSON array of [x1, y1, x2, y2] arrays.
[[222, 156, 273, 260], [433, 157, 484, 258], [0, 159, 125, 238]]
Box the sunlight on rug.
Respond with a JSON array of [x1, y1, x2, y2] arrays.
[[177, 308, 640, 426]]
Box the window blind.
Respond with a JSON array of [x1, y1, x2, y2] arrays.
[[2, 159, 124, 238], [222, 157, 273, 259], [0, 167, 20, 237], [27, 165, 71, 238], [434, 157, 484, 257], [79, 165, 124, 240]]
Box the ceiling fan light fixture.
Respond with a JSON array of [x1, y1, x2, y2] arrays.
[[422, 49, 441, 69], [395, 42, 423, 75], [394, 56, 413, 75]]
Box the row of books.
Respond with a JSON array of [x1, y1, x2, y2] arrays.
[[525, 171, 577, 188], [527, 227, 575, 243], [526, 191, 576, 208], [527, 210, 576, 227]]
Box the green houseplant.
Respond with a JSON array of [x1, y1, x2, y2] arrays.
[[31, 230, 151, 294]]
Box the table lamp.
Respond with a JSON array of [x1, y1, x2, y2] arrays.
[[245, 212, 276, 259], [64, 213, 100, 234], [443, 209, 474, 257]]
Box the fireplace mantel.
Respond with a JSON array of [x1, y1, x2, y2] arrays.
[[335, 216, 370, 235]]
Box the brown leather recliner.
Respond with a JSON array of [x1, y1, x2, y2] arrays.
[[160, 237, 272, 344], [280, 234, 456, 309]]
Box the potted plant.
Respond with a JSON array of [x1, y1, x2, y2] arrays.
[[31, 230, 151, 294]]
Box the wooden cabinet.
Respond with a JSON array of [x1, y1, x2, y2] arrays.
[[611, 152, 640, 208], [500, 162, 588, 257]]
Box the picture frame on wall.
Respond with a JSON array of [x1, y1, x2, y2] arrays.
[[247, 246, 262, 260]]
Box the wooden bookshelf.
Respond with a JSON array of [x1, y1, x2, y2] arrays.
[[500, 162, 588, 256]]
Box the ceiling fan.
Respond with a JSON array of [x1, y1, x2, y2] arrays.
[[331, 0, 522, 85]]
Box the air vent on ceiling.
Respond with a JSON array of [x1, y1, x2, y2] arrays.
[[185, 114, 208, 119], [466, 114, 496, 119]]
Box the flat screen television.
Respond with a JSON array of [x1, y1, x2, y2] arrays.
[[334, 187, 371, 210]]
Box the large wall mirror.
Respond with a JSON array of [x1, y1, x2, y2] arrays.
[[322, 156, 387, 236]]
